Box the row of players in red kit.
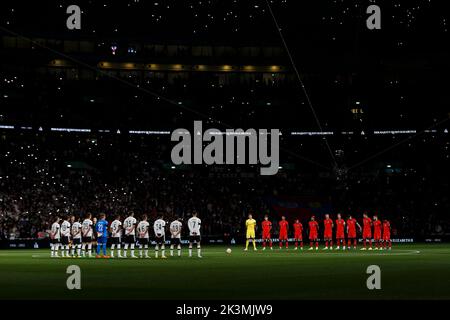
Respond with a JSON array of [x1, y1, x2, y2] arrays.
[[258, 213, 392, 251]]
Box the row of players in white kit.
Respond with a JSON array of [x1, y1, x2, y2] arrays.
[[49, 212, 203, 258]]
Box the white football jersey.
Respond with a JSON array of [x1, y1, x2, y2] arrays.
[[137, 221, 150, 239], [51, 222, 61, 239], [110, 219, 122, 238], [71, 222, 82, 239], [123, 216, 137, 235], [82, 219, 93, 237], [170, 220, 183, 239], [188, 217, 201, 236], [60, 220, 71, 237], [153, 219, 166, 237]]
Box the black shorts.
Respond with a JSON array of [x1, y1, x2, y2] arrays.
[[72, 238, 82, 245], [171, 238, 181, 246], [51, 239, 60, 244], [154, 236, 165, 245], [61, 236, 70, 245], [82, 236, 92, 243], [189, 235, 201, 243], [110, 237, 121, 244], [138, 238, 149, 245], [124, 235, 136, 244]]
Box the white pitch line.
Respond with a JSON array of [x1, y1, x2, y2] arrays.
[[27, 250, 421, 259]]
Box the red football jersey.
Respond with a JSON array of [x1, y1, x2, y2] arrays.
[[347, 218, 357, 233], [293, 222, 303, 233], [373, 220, 382, 234], [324, 218, 333, 232], [309, 220, 318, 232], [336, 219, 345, 235], [262, 220, 272, 233], [363, 217, 372, 230], [383, 221, 391, 234], [279, 220, 289, 232]]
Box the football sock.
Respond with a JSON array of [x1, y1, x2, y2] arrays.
[[177, 244, 181, 256], [189, 247, 192, 257], [245, 240, 249, 250], [252, 240, 256, 249]]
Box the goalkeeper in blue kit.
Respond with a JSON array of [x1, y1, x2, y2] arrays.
[[95, 213, 109, 258]]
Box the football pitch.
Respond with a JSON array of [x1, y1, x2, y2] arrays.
[[0, 243, 449, 300]]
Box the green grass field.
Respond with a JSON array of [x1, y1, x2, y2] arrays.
[[1, 243, 449, 300]]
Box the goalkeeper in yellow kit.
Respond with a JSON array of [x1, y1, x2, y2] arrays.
[[245, 213, 257, 251]]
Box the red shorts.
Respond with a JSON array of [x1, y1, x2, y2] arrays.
[[294, 232, 302, 240], [336, 232, 345, 239], [363, 230, 372, 239], [279, 232, 288, 240], [262, 232, 271, 240], [383, 233, 391, 241], [348, 230, 356, 238], [324, 231, 332, 239], [374, 232, 382, 240], [309, 232, 318, 240]]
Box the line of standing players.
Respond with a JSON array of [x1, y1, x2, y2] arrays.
[[49, 211, 203, 258], [245, 212, 392, 251]]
